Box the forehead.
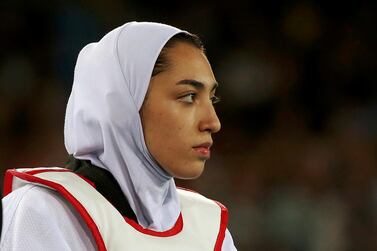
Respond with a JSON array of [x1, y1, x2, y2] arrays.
[[162, 42, 216, 85]]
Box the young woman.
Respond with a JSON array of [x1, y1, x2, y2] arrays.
[[1, 21, 237, 250]]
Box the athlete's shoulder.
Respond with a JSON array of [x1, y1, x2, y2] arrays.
[[177, 187, 228, 210], [2, 184, 67, 227], [1, 184, 96, 250], [2, 185, 62, 243], [3, 184, 58, 210]]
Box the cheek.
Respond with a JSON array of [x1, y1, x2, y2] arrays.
[[141, 94, 206, 175], [144, 108, 198, 171], [144, 107, 181, 151], [149, 107, 193, 138]]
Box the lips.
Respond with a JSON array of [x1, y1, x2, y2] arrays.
[[193, 142, 212, 148], [193, 142, 212, 158]]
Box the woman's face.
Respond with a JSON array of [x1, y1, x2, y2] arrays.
[[140, 42, 221, 179]]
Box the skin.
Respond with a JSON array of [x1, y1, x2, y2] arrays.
[[140, 42, 221, 179]]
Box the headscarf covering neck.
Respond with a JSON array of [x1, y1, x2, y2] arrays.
[[64, 21, 184, 230]]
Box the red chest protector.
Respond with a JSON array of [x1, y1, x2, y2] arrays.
[[4, 167, 228, 251]]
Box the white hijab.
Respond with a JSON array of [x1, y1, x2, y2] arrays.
[[64, 21, 184, 231]]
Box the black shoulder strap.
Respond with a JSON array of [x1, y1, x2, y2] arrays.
[[65, 155, 137, 222]]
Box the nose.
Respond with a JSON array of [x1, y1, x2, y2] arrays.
[[199, 103, 221, 133]]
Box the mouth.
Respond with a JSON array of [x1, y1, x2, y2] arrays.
[[192, 142, 212, 159]]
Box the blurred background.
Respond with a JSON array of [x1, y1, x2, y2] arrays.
[[1, 0, 377, 250]]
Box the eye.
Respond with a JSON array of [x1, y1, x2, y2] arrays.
[[211, 95, 221, 104], [178, 93, 196, 103]]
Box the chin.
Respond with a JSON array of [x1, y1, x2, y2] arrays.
[[175, 162, 205, 180]]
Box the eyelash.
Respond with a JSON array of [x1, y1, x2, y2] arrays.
[[179, 93, 221, 104], [211, 95, 221, 104]]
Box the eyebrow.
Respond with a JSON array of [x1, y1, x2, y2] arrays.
[[176, 79, 219, 92]]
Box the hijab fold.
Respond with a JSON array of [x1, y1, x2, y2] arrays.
[[64, 21, 184, 230]]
